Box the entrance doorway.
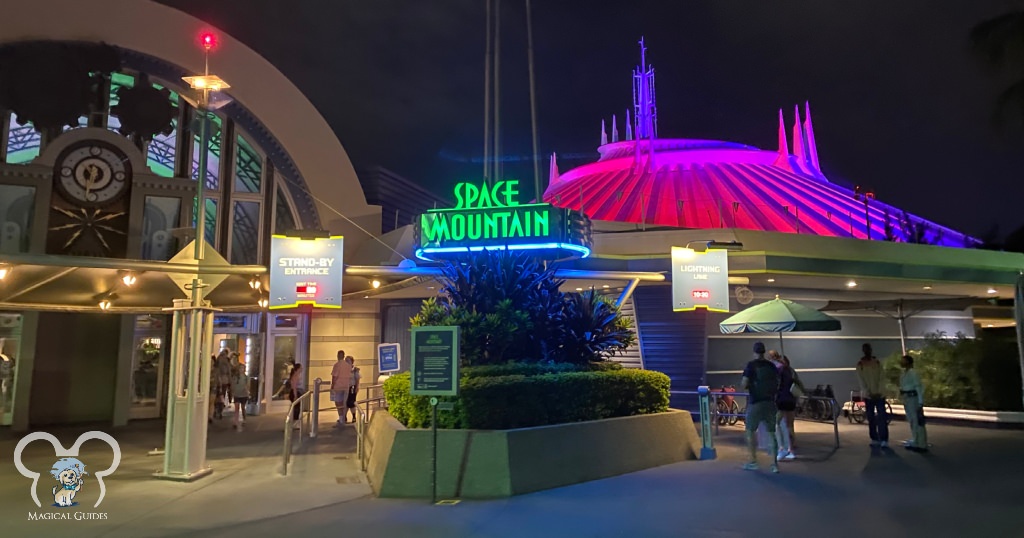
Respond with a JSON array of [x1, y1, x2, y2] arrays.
[[265, 313, 307, 413], [128, 315, 167, 420], [0, 312, 23, 426]]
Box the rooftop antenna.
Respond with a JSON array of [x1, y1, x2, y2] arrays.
[[633, 37, 657, 171]]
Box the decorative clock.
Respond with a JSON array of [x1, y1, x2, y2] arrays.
[[47, 140, 132, 257], [53, 140, 132, 207]]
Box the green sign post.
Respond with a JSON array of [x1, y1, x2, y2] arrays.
[[410, 326, 460, 396], [410, 326, 460, 504]]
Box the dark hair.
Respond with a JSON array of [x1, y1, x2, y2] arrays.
[[862, 343, 873, 355], [782, 356, 791, 367], [902, 354, 914, 366]]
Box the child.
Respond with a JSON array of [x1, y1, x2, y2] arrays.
[[231, 365, 250, 432]]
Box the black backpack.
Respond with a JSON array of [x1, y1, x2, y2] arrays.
[[749, 359, 780, 403]]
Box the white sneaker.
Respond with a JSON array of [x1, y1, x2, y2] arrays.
[[880, 441, 889, 448], [742, 462, 759, 471], [770, 464, 780, 474], [783, 451, 796, 461], [777, 450, 789, 460]]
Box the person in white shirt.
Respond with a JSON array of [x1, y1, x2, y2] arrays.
[[899, 355, 928, 453], [330, 350, 353, 427], [345, 356, 361, 423]]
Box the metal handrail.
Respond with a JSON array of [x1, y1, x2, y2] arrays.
[[670, 389, 841, 449], [353, 395, 387, 473], [279, 377, 322, 476]]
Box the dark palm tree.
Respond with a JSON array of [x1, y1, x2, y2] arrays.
[[971, 11, 1024, 130]]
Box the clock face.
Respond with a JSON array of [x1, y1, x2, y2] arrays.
[[54, 142, 132, 207]]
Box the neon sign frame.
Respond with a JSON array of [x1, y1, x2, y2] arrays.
[[416, 180, 592, 261]]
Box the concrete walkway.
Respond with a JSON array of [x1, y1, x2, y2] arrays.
[[1, 414, 1022, 537], [0, 409, 371, 537]]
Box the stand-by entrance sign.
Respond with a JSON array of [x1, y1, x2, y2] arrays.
[[672, 246, 729, 312], [377, 343, 401, 373], [410, 326, 459, 396], [268, 235, 344, 309]]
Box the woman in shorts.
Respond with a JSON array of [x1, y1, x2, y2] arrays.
[[773, 353, 805, 461]]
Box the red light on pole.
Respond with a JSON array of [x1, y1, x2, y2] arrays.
[[199, 32, 217, 51]]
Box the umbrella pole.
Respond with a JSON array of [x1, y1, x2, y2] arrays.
[[897, 301, 908, 355], [778, 332, 784, 356]]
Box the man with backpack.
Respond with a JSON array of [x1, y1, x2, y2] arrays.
[[741, 341, 781, 473]]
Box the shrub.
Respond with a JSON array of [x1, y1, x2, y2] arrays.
[[882, 332, 1023, 411], [382, 367, 669, 430], [462, 361, 622, 379]]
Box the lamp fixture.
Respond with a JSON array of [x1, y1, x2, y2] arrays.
[[602, 285, 610, 288], [120, 271, 137, 287], [766, 278, 776, 283], [98, 299, 112, 311], [0, 263, 10, 280], [371, 279, 382, 289], [575, 287, 583, 291], [182, 74, 231, 92], [922, 286, 932, 290], [257, 296, 269, 309], [846, 280, 857, 288], [987, 288, 997, 294], [248, 277, 262, 291]]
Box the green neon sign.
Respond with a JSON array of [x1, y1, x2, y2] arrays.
[[416, 179, 592, 259], [453, 180, 521, 209]]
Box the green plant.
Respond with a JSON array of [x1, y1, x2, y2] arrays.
[[557, 290, 637, 364], [411, 251, 637, 366], [882, 332, 1022, 411], [383, 367, 669, 430]]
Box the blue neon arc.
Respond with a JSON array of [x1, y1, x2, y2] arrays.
[[415, 243, 591, 262]]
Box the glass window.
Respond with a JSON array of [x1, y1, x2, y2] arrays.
[[0, 185, 35, 254], [145, 84, 179, 178], [135, 315, 165, 330], [191, 197, 218, 246], [271, 335, 297, 401], [275, 185, 297, 234], [234, 135, 262, 193], [274, 315, 298, 328], [230, 201, 260, 265], [147, 118, 177, 178], [213, 315, 247, 329], [107, 72, 135, 133], [142, 196, 180, 260], [131, 336, 162, 409], [5, 113, 40, 164], [191, 112, 222, 190]]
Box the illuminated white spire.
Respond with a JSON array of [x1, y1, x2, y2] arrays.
[[601, 119, 608, 146]]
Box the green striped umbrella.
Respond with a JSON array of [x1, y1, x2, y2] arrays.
[[719, 296, 842, 354]]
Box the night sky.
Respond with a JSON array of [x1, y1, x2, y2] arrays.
[[162, 0, 1024, 239]]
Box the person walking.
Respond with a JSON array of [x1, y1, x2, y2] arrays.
[[741, 342, 781, 473], [899, 355, 929, 453], [288, 362, 304, 428], [231, 364, 250, 432], [346, 356, 361, 423], [330, 350, 352, 427], [772, 353, 806, 461], [214, 350, 233, 419], [857, 343, 889, 448]]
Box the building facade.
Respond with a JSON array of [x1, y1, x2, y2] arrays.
[[0, 0, 384, 430]]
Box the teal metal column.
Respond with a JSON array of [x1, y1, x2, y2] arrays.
[[697, 385, 716, 460]]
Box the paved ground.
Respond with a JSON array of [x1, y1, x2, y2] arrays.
[[1, 412, 1022, 537]]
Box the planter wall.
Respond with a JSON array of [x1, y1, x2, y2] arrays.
[[364, 409, 701, 499]]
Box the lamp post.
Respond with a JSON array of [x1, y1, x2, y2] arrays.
[[155, 33, 230, 482], [853, 185, 874, 240]]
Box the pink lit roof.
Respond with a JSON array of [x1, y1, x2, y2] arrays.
[[542, 43, 975, 248]]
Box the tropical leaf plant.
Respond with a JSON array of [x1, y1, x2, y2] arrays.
[[557, 290, 637, 364]]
